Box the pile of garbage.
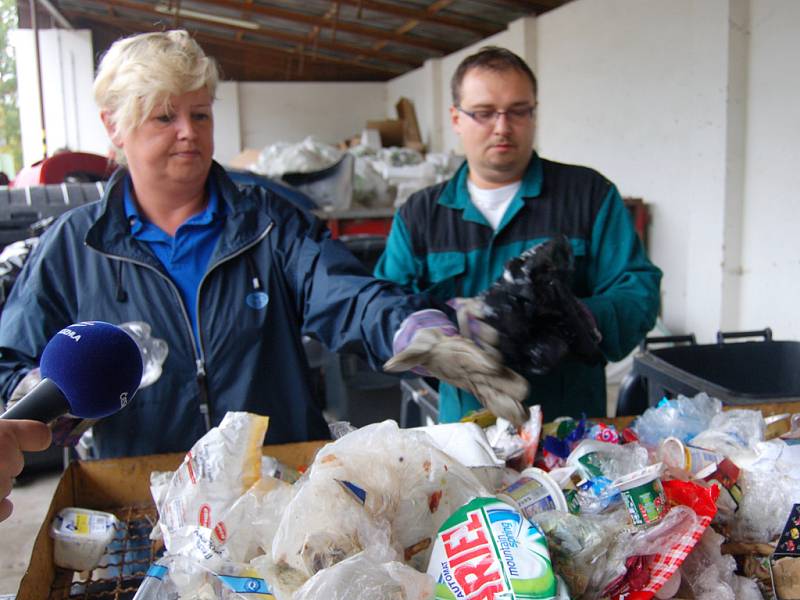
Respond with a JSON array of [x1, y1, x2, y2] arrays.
[[247, 136, 462, 211], [132, 393, 800, 599]]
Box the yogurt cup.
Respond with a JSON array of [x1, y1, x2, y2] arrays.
[[658, 437, 721, 475], [566, 439, 614, 479], [612, 463, 667, 527], [50, 507, 118, 571], [498, 467, 568, 520]]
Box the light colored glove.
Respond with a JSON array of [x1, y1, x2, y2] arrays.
[[384, 310, 530, 426]]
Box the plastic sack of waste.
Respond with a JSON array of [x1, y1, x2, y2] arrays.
[[726, 467, 798, 542], [152, 412, 269, 568], [427, 496, 559, 599], [269, 420, 488, 594], [133, 555, 275, 600], [118, 321, 168, 388], [595, 480, 718, 600], [679, 526, 762, 600], [689, 408, 765, 457], [632, 393, 722, 448], [293, 548, 434, 600], [479, 235, 603, 378], [535, 508, 629, 598], [351, 154, 392, 208], [254, 136, 342, 178]]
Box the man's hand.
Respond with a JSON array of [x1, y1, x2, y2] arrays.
[[0, 419, 52, 522], [384, 310, 529, 426]]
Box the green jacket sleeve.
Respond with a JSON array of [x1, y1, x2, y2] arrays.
[[581, 187, 662, 361]]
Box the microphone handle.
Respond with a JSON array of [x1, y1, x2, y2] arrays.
[[1, 378, 69, 423]]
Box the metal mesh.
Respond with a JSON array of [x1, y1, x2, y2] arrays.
[[48, 505, 163, 600]]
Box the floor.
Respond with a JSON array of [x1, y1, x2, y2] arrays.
[[0, 468, 61, 597]]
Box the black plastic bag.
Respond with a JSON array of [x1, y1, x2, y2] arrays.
[[481, 235, 603, 377]]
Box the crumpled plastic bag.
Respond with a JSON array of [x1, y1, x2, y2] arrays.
[[727, 467, 798, 542], [152, 412, 269, 569], [679, 526, 762, 600], [535, 508, 629, 598], [254, 136, 342, 177], [269, 420, 489, 595], [479, 235, 603, 377], [293, 549, 434, 600], [632, 393, 722, 447], [689, 409, 766, 457]]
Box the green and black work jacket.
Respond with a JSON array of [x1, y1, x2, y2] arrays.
[[375, 152, 662, 422]]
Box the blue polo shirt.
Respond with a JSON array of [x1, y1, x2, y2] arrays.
[[124, 177, 225, 347]]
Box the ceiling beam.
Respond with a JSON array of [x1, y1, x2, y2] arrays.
[[184, 0, 456, 53], [336, 0, 495, 35], [73, 2, 406, 74], [65, 9, 403, 78]]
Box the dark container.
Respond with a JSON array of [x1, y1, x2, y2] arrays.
[[629, 329, 800, 410]]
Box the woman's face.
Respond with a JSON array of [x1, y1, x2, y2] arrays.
[[109, 88, 214, 191]]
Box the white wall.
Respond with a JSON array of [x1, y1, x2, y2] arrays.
[[537, 0, 739, 340], [738, 0, 800, 339], [11, 29, 108, 164], [383, 0, 800, 341], [213, 81, 241, 165], [238, 82, 386, 149]]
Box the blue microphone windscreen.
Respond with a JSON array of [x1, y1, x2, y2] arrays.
[[40, 321, 144, 419]]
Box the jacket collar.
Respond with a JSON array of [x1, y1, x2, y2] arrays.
[[86, 161, 273, 265], [437, 151, 543, 208]]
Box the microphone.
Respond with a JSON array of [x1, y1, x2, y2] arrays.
[[1, 321, 143, 423]]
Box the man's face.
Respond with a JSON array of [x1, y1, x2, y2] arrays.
[[451, 67, 536, 188]]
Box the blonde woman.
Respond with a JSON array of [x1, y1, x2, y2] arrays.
[[0, 31, 527, 458]]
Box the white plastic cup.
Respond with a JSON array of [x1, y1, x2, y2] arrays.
[[613, 463, 667, 527], [659, 437, 721, 475], [50, 507, 118, 571], [499, 467, 568, 520]]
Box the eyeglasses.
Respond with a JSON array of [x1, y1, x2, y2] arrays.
[[457, 105, 535, 126]]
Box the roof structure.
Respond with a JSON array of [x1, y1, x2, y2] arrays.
[[20, 0, 572, 81]]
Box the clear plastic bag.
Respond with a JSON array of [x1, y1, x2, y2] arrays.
[[292, 550, 434, 600], [679, 526, 762, 600], [270, 420, 489, 592], [535, 508, 629, 598], [152, 412, 269, 569], [632, 393, 722, 447], [689, 409, 766, 456]]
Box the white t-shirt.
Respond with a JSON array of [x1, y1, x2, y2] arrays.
[[467, 179, 522, 230]]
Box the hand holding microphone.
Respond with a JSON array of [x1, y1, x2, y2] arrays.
[[0, 419, 51, 522], [1, 321, 143, 423]]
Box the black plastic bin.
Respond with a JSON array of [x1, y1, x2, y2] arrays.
[[630, 329, 800, 409]]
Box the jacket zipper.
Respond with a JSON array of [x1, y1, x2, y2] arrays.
[[87, 221, 274, 431]]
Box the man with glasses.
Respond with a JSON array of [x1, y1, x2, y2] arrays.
[[375, 46, 661, 423]]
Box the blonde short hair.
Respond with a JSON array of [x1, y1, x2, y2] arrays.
[[94, 30, 218, 142]]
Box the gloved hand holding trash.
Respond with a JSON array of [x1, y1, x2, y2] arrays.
[[383, 309, 529, 426], [451, 235, 603, 378]]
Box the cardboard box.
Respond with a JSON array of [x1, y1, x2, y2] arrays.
[[365, 97, 426, 152], [365, 119, 405, 148], [16, 441, 327, 599]]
